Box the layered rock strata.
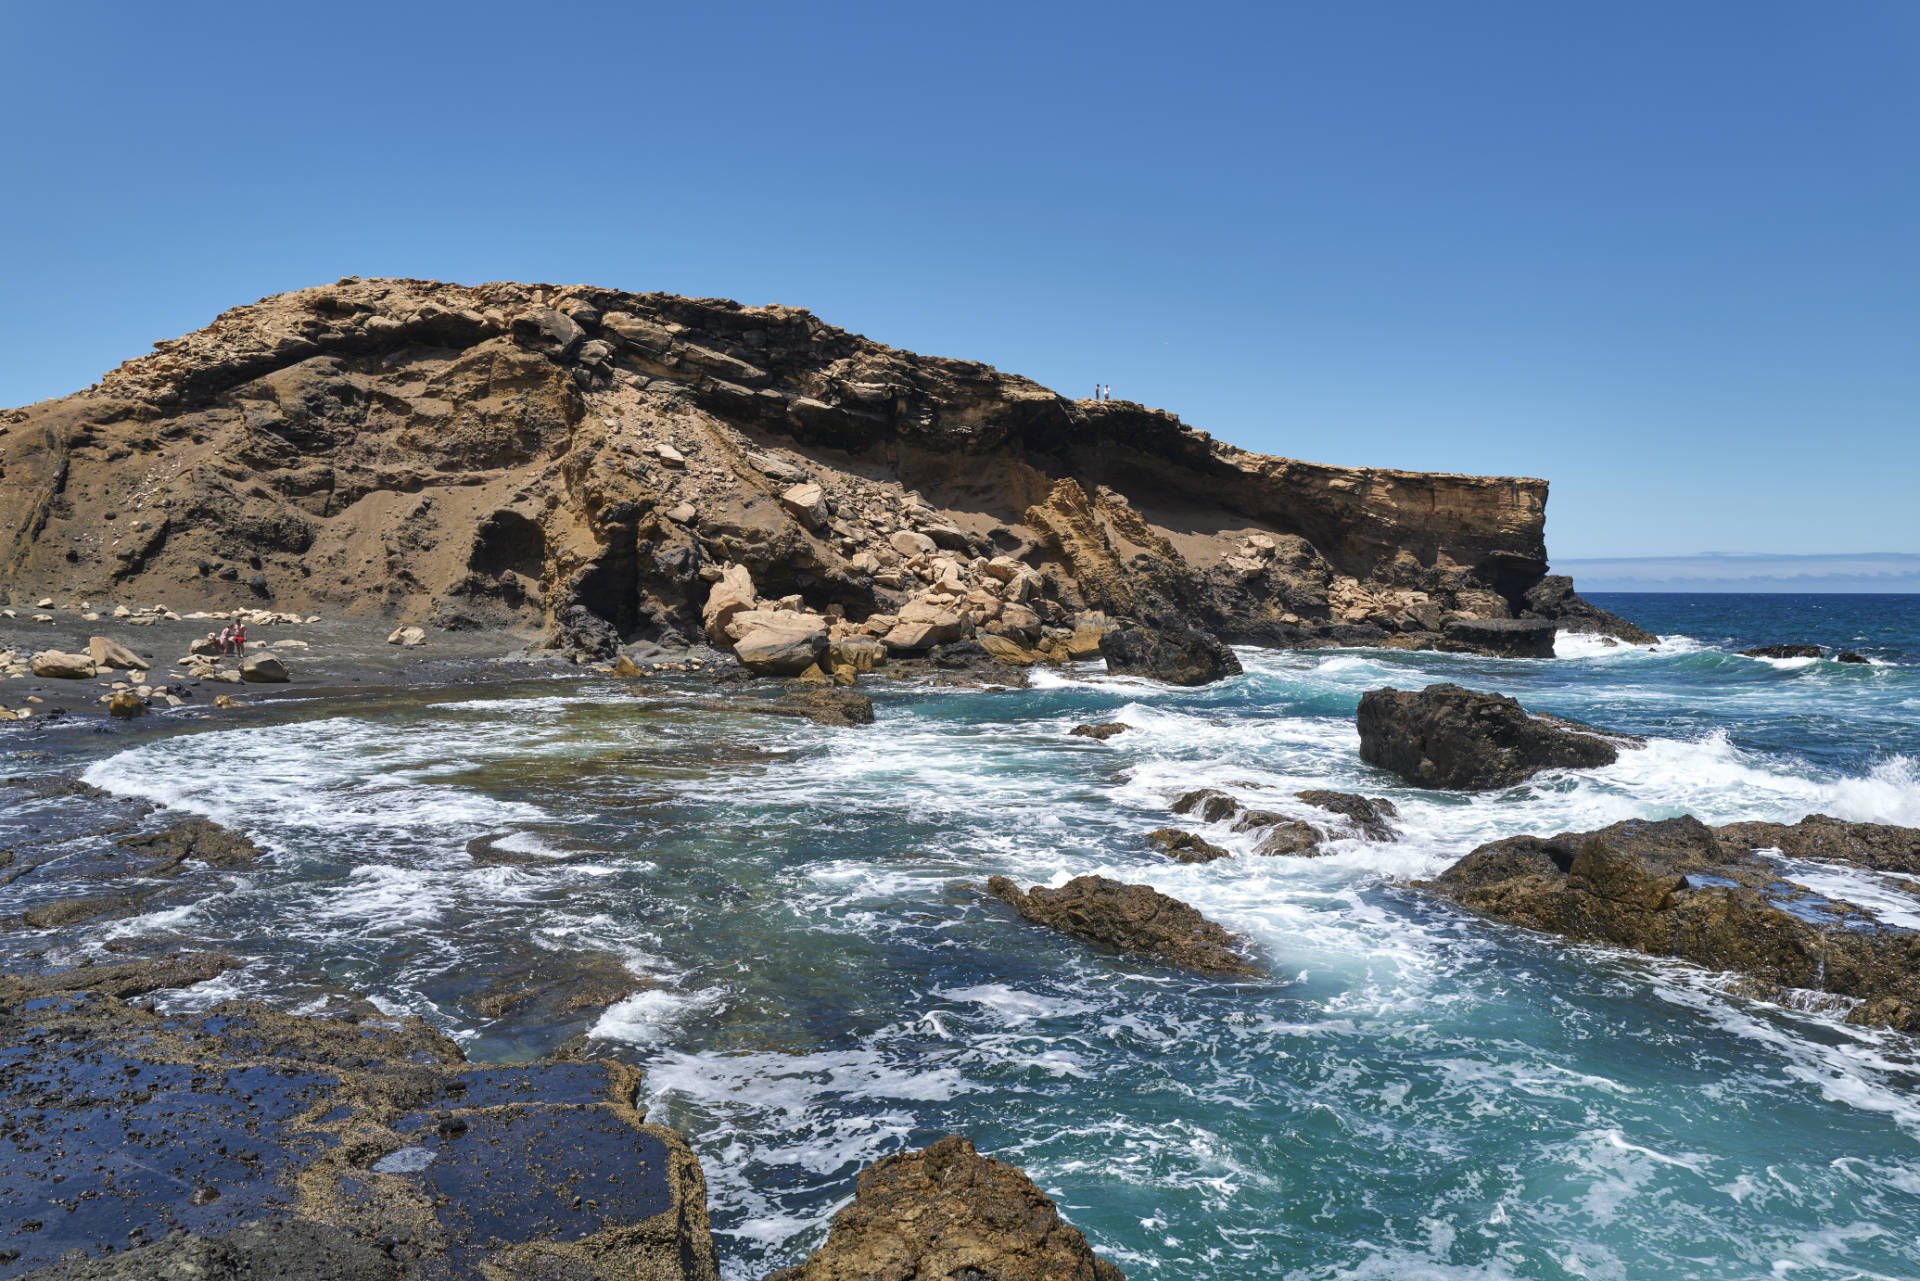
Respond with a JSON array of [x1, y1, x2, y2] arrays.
[[1, 278, 1637, 672]]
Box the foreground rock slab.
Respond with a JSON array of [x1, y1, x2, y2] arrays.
[[987, 874, 1258, 976], [767, 1135, 1123, 1281], [0, 972, 720, 1278], [1430, 814, 1920, 1032], [1358, 683, 1641, 790]]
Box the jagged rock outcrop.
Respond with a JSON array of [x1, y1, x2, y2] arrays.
[[767, 1135, 1123, 1281], [1520, 575, 1657, 644], [1741, 644, 1823, 659], [986, 874, 1258, 976], [1430, 815, 1920, 1032], [1098, 620, 1242, 685], [0, 278, 1636, 661], [1358, 683, 1643, 790]]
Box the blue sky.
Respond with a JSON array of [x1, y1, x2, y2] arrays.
[[2, 2, 1914, 561]]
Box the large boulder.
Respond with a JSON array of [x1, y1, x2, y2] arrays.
[[1430, 814, 1920, 1032], [733, 622, 828, 675], [701, 563, 757, 644], [986, 874, 1258, 976], [87, 636, 146, 670], [240, 654, 290, 683], [1442, 616, 1556, 658], [1357, 683, 1638, 790], [768, 1135, 1123, 1281], [779, 482, 829, 530], [1098, 622, 1242, 686], [106, 690, 146, 718], [30, 650, 94, 678]]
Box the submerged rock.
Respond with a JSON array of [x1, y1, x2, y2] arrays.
[[1357, 683, 1641, 790], [1837, 651, 1871, 664], [116, 817, 263, 874], [1294, 790, 1399, 841], [1430, 814, 1920, 1032], [1171, 788, 1239, 823], [1250, 820, 1325, 857], [759, 686, 876, 726], [767, 1134, 1123, 1281], [1070, 721, 1131, 741], [1741, 644, 1824, 659], [986, 874, 1258, 976], [1098, 622, 1242, 686]]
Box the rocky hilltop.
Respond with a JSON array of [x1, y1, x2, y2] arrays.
[[0, 278, 1644, 662]]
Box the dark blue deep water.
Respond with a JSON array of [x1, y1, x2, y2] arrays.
[[4, 594, 1918, 1279]]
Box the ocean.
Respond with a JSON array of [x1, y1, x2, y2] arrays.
[[5, 592, 1919, 1279]]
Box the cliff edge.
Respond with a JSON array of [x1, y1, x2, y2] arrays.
[[0, 278, 1644, 657]]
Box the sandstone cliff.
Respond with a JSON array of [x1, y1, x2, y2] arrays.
[[0, 278, 1637, 656]]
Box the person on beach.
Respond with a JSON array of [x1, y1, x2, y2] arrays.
[[233, 621, 246, 657], [219, 624, 234, 655]]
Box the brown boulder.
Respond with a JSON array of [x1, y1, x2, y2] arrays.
[[768, 1135, 1122, 1281], [88, 636, 147, 670], [1431, 815, 1920, 1032], [1295, 790, 1399, 841], [1146, 828, 1232, 863], [30, 650, 94, 678], [987, 874, 1258, 976], [1069, 721, 1130, 741]]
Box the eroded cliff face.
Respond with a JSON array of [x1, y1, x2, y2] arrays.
[[0, 277, 1627, 653]]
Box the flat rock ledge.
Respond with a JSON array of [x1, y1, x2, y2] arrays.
[[1428, 814, 1920, 1032], [0, 967, 719, 1280], [987, 874, 1259, 976], [767, 1135, 1124, 1281], [1357, 682, 1643, 790]]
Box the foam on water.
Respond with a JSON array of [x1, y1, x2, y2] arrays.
[[27, 597, 1920, 1279]]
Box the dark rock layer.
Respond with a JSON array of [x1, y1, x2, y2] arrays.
[[1098, 622, 1242, 686]]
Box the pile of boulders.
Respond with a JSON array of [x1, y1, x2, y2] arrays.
[[698, 561, 1114, 678]]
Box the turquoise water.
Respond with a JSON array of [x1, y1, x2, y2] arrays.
[[4, 594, 1920, 1279]]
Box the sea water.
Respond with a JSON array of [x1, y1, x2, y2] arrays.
[[5, 592, 1920, 1279]]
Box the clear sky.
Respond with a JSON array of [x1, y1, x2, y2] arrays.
[[2, 2, 1914, 560]]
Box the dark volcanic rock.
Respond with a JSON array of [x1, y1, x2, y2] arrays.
[[986, 874, 1258, 976], [1838, 651, 1870, 664], [768, 1134, 1123, 1281], [17, 1218, 403, 1280], [1442, 616, 1556, 658], [1520, 574, 1658, 644], [1070, 721, 1131, 741], [0, 974, 720, 1278], [1430, 814, 1920, 1032], [1252, 820, 1325, 857], [1171, 788, 1240, 823], [1741, 644, 1824, 659], [1295, 790, 1399, 840], [1098, 622, 1242, 686], [116, 816, 263, 874], [1717, 814, 1920, 875], [1357, 683, 1639, 790], [1146, 828, 1232, 863]]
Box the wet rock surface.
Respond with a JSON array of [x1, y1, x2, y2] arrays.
[[0, 976, 719, 1279], [766, 1135, 1123, 1281], [1146, 828, 1232, 863], [1430, 814, 1920, 1032], [986, 874, 1258, 976], [1740, 644, 1824, 659], [1358, 683, 1642, 790], [1440, 616, 1556, 658], [1294, 790, 1399, 841], [1097, 622, 1242, 686], [1069, 721, 1130, 741]]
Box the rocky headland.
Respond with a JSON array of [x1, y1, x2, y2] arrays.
[[0, 277, 1647, 697]]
